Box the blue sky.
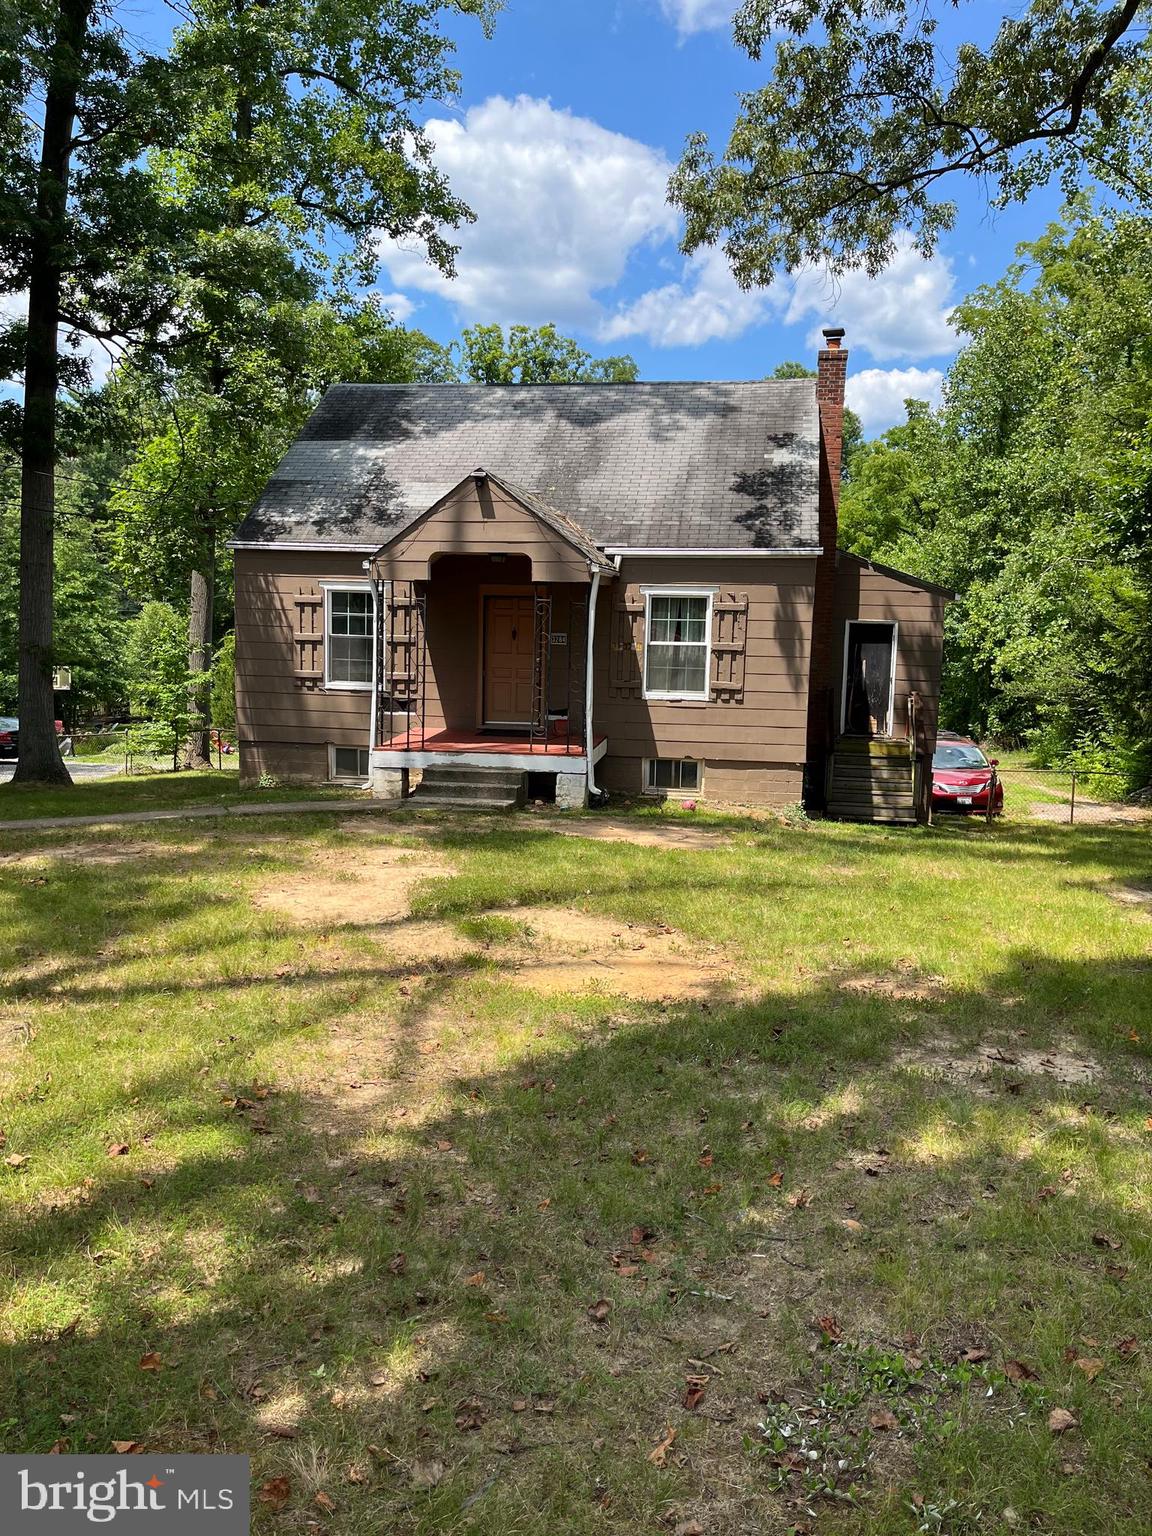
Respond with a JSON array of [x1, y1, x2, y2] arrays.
[[364, 0, 1066, 435]]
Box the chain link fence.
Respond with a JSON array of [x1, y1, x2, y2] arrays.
[[941, 764, 1148, 826]]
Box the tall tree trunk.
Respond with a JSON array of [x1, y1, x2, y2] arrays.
[[13, 0, 92, 785], [183, 543, 214, 769]]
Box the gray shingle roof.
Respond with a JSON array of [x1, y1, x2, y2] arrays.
[[232, 381, 821, 552]]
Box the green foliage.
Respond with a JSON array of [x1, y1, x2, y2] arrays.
[[211, 632, 237, 736], [839, 209, 1152, 792], [456, 323, 638, 384], [672, 0, 1152, 285], [123, 603, 190, 724]]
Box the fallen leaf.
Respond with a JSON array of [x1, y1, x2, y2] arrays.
[[258, 1476, 292, 1511], [840, 1218, 865, 1234], [1074, 1357, 1104, 1380], [454, 1399, 485, 1432], [137, 1352, 162, 1372], [697, 1148, 713, 1168], [869, 1407, 898, 1431], [435, 1139, 454, 1152], [683, 1375, 708, 1411], [1037, 1185, 1058, 1200], [961, 1348, 989, 1363], [1048, 1407, 1078, 1434], [511, 1399, 528, 1413], [587, 1298, 611, 1324], [647, 1426, 677, 1466], [368, 1371, 389, 1388], [417, 1041, 440, 1055], [314, 1491, 336, 1514], [786, 1188, 811, 1208], [387, 1253, 408, 1276], [1116, 1336, 1139, 1357], [811, 1315, 843, 1343], [631, 1147, 650, 1166], [344, 1465, 366, 1486], [47, 1440, 69, 1454], [4, 1153, 28, 1169], [106, 1143, 130, 1158], [532, 1398, 556, 1414], [57, 1317, 80, 1340], [1092, 1231, 1121, 1250], [1104, 1263, 1128, 1281], [110, 1441, 142, 1454], [675, 1522, 704, 1536], [266, 1424, 298, 1440], [464, 1271, 486, 1287], [1004, 1360, 1040, 1382], [766, 1171, 784, 1188]]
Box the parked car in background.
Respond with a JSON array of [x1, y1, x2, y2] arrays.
[[932, 731, 1004, 815], [0, 718, 67, 760]]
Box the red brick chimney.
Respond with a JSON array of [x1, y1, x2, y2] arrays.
[[805, 326, 849, 809]]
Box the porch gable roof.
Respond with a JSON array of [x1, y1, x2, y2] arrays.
[[370, 469, 615, 580]]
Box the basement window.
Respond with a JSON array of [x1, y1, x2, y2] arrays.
[[644, 758, 701, 795], [331, 746, 370, 781]]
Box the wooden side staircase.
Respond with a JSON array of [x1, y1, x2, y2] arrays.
[[827, 737, 918, 824]]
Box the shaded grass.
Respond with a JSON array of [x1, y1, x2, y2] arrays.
[[0, 768, 369, 821], [0, 808, 1150, 1534]]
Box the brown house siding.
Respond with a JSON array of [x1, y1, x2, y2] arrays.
[[831, 556, 947, 748], [595, 556, 816, 802], [235, 549, 375, 783]]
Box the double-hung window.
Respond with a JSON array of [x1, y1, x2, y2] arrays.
[[324, 586, 373, 689], [643, 590, 713, 700]]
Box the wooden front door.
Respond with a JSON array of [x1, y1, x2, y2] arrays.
[[483, 595, 536, 726]]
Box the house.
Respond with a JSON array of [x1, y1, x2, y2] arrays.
[[229, 330, 949, 822]]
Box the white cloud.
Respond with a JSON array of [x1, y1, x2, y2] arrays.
[[600, 245, 769, 347], [781, 235, 957, 361], [377, 95, 678, 329], [846, 366, 945, 435], [658, 0, 733, 35], [376, 291, 417, 323]]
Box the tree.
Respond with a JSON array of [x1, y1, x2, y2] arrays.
[[113, 0, 496, 765], [457, 323, 638, 383], [1, 3, 181, 783], [836, 209, 1152, 786], [670, 0, 1152, 288]]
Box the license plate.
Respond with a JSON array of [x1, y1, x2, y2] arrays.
[[957, 796, 973, 805]]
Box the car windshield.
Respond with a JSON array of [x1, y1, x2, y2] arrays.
[[934, 743, 988, 770], [0, 717, 16, 730]]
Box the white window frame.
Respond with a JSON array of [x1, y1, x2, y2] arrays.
[[643, 757, 702, 796], [321, 581, 375, 692], [839, 619, 899, 737], [641, 587, 716, 702], [328, 744, 371, 783]]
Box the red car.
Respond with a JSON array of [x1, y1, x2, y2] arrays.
[[932, 732, 1004, 815]]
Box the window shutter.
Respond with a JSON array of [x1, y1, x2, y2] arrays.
[[710, 591, 748, 702], [609, 591, 645, 697], [293, 591, 323, 689]]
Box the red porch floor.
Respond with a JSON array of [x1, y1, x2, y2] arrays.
[[378, 728, 604, 757]]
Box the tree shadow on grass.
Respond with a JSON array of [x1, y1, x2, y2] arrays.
[[2, 948, 1152, 1533]]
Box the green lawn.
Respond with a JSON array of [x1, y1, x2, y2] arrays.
[[1, 799, 1150, 1534], [0, 767, 368, 821]]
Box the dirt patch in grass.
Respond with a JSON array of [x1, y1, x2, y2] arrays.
[[1028, 799, 1150, 825], [533, 814, 732, 851], [500, 905, 741, 1001], [838, 970, 947, 1002], [1107, 881, 1152, 911], [253, 846, 454, 927], [895, 1036, 1105, 1085], [0, 838, 206, 867]]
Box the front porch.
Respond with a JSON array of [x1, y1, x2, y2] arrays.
[[367, 469, 615, 808]]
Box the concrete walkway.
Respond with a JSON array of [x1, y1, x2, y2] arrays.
[[0, 797, 401, 834]]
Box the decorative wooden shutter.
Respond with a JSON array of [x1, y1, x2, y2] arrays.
[[609, 590, 645, 697], [710, 591, 748, 703], [293, 590, 324, 689]]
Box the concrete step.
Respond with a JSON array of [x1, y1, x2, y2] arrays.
[[409, 789, 521, 810], [410, 764, 526, 810], [420, 766, 525, 788]]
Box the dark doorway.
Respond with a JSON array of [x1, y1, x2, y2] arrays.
[[842, 621, 897, 737]]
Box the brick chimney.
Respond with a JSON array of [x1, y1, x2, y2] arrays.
[[804, 325, 849, 809], [816, 326, 847, 507]]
